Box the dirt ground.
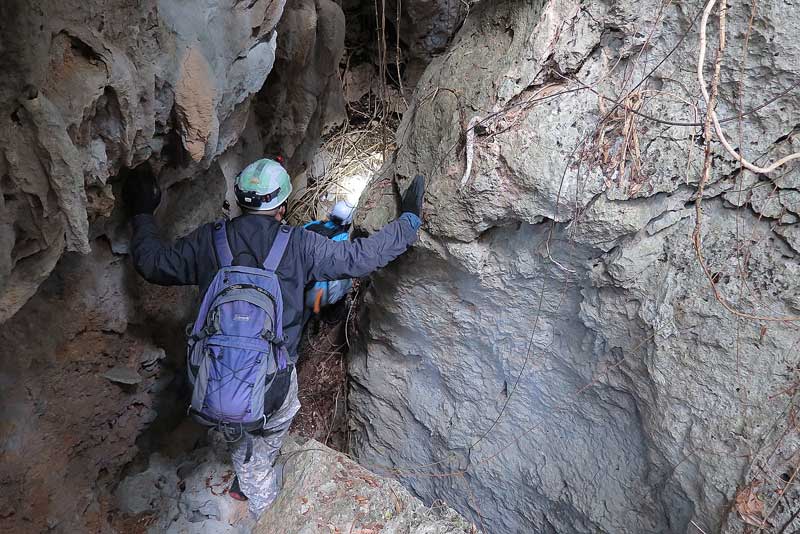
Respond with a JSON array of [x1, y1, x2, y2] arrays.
[[290, 299, 353, 452]]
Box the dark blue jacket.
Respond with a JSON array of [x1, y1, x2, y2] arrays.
[[131, 212, 420, 362]]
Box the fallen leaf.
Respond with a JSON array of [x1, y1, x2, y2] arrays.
[[359, 474, 380, 487], [734, 481, 765, 527]]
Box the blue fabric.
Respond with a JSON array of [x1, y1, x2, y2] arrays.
[[205, 335, 272, 352], [303, 219, 352, 313], [131, 212, 419, 362], [213, 221, 234, 267], [303, 220, 335, 230], [400, 212, 422, 231], [203, 344, 261, 422], [263, 225, 292, 272]]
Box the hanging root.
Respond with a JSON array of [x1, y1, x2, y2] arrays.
[[697, 0, 800, 174], [692, 0, 800, 323], [461, 116, 482, 187]]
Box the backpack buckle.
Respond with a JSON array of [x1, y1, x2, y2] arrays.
[[189, 325, 215, 343], [262, 330, 287, 347]]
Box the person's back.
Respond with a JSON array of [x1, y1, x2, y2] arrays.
[[123, 159, 425, 517]]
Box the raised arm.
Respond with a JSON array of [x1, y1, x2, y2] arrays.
[[303, 213, 421, 282], [124, 163, 201, 286], [130, 214, 202, 286], [303, 175, 425, 282]]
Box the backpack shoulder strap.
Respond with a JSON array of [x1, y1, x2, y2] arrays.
[[263, 225, 292, 273], [213, 220, 234, 268]]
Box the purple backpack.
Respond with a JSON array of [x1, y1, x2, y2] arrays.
[[186, 221, 292, 432]]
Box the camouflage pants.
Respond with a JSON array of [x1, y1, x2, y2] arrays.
[[229, 367, 300, 517]]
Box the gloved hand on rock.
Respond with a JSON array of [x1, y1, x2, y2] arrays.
[[400, 174, 425, 218], [123, 163, 161, 216]]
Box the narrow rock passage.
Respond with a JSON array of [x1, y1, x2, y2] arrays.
[[2, 0, 800, 533]]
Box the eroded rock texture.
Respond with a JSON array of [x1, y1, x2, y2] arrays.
[[0, 238, 195, 532], [0, 0, 348, 531], [0, 0, 286, 322], [115, 440, 255, 533], [386, 0, 470, 59], [256, 0, 347, 176], [351, 1, 800, 532], [112, 435, 474, 533], [254, 438, 474, 534]]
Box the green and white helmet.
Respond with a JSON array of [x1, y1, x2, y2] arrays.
[[234, 158, 292, 211]]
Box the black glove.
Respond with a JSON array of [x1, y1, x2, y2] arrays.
[[400, 174, 425, 217], [123, 163, 161, 216]]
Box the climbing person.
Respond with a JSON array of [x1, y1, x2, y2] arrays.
[[303, 200, 356, 321], [123, 159, 424, 518]]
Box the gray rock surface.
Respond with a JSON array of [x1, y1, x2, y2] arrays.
[[254, 437, 475, 534], [114, 436, 473, 534], [351, 1, 800, 533], [255, 0, 347, 176], [103, 366, 144, 385], [0, 0, 286, 322], [2, 0, 800, 532], [385, 0, 471, 59], [116, 444, 255, 534]]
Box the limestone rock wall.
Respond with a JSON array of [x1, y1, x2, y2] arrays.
[[114, 435, 474, 533], [0, 0, 349, 531], [350, 1, 800, 532], [256, 0, 347, 176], [0, 240, 193, 532], [386, 0, 471, 59], [0, 0, 286, 323], [254, 438, 475, 534]]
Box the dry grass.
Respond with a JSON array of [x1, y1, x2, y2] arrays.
[[287, 118, 395, 226]]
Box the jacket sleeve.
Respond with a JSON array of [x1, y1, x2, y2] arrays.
[[303, 213, 421, 283], [130, 214, 203, 286]]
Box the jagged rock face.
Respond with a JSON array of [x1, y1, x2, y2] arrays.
[[256, 0, 347, 176], [115, 441, 255, 533], [113, 436, 474, 533], [0, 0, 286, 323], [0, 240, 195, 532], [351, 1, 800, 533], [385, 0, 470, 59], [0, 0, 351, 531], [254, 438, 474, 533]]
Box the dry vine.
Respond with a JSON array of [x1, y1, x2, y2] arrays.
[[692, 0, 800, 323], [697, 0, 800, 174]]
